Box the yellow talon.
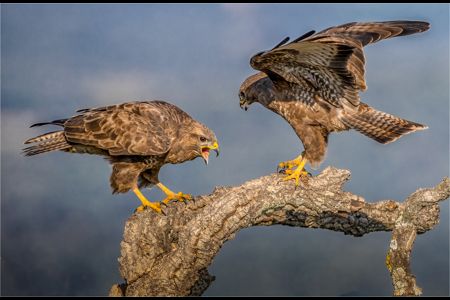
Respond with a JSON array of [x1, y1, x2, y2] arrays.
[[157, 183, 192, 205], [132, 183, 192, 213], [282, 168, 309, 185], [280, 155, 308, 185], [133, 188, 163, 213], [278, 155, 304, 170]]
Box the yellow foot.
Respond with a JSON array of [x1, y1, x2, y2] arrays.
[[133, 188, 163, 214], [279, 155, 309, 185], [278, 155, 304, 171], [157, 183, 192, 205], [136, 202, 162, 213], [283, 168, 309, 185]]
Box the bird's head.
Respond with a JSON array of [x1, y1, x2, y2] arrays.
[[239, 72, 268, 111], [190, 122, 219, 165]]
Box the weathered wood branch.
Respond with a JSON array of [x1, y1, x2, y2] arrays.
[[386, 176, 449, 296], [108, 167, 449, 297]]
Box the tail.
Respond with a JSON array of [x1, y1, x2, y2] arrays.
[[339, 103, 427, 144], [22, 129, 72, 157]]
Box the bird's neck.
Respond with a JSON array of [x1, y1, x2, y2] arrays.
[[254, 77, 277, 108]]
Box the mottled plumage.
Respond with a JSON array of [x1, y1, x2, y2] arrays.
[[23, 101, 219, 213], [239, 21, 429, 184]]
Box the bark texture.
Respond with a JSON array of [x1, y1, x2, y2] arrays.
[[108, 167, 449, 296]]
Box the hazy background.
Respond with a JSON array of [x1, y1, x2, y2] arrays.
[[2, 4, 448, 296]]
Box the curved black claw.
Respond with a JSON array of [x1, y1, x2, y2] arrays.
[[278, 165, 288, 174], [160, 207, 167, 216]]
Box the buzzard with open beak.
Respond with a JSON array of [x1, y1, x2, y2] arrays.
[[201, 140, 219, 165]]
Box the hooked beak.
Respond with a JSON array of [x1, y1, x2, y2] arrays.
[[239, 98, 250, 111], [201, 141, 219, 165]]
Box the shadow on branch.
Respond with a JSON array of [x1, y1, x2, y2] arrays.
[[108, 167, 449, 296]]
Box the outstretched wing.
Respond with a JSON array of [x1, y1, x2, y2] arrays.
[[303, 21, 430, 91], [250, 20, 430, 113], [64, 102, 172, 156]]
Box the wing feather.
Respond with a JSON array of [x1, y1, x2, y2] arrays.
[[64, 103, 173, 156], [251, 41, 358, 111], [249, 20, 430, 112], [304, 21, 430, 91]]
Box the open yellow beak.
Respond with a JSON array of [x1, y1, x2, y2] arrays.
[[201, 141, 219, 165]]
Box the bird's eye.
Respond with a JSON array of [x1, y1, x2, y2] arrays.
[[200, 136, 207, 142]]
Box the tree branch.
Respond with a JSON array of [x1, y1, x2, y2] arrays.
[[108, 167, 449, 296]]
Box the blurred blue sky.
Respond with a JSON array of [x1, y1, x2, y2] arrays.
[[1, 4, 448, 296]]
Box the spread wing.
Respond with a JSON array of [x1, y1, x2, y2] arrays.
[[303, 21, 430, 91], [249, 20, 430, 113], [64, 102, 173, 156]]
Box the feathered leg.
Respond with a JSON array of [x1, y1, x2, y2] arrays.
[[111, 162, 165, 214], [279, 124, 327, 185]]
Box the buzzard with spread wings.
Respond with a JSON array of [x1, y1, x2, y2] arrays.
[[22, 101, 219, 213], [239, 21, 429, 184]]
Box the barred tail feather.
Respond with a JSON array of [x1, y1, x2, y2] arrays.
[[339, 105, 427, 144], [22, 131, 71, 156], [24, 131, 63, 145]]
